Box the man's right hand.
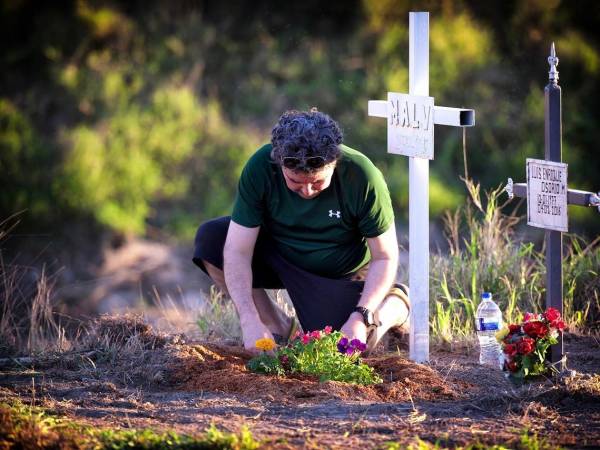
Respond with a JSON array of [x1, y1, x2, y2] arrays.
[[241, 320, 276, 354]]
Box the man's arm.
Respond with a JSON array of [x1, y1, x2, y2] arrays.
[[223, 220, 274, 350], [340, 223, 399, 341]]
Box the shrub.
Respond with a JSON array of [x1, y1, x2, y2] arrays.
[[0, 99, 56, 221]]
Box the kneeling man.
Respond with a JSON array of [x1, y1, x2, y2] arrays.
[[193, 109, 409, 352]]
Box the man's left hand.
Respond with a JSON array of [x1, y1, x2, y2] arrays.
[[340, 312, 367, 344]]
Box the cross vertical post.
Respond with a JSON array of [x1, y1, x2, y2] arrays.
[[408, 12, 430, 363], [545, 44, 564, 366], [367, 11, 475, 363]]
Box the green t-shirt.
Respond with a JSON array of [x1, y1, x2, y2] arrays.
[[231, 144, 394, 278]]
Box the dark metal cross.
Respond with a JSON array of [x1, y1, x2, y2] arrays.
[[505, 44, 600, 368]]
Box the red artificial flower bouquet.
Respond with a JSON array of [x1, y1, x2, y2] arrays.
[[496, 307, 565, 379]]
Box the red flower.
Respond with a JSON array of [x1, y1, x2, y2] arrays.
[[301, 334, 310, 345], [503, 343, 517, 357], [544, 307, 561, 322], [506, 359, 518, 372], [324, 326, 333, 335], [509, 324, 521, 333], [523, 321, 548, 339], [310, 330, 321, 340], [516, 337, 535, 355], [279, 354, 290, 370], [550, 319, 565, 331], [523, 312, 537, 322]]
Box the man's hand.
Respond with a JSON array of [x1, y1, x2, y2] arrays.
[[241, 319, 276, 355], [340, 312, 368, 344]]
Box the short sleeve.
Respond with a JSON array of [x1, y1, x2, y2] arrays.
[[231, 154, 266, 228], [357, 164, 394, 238]]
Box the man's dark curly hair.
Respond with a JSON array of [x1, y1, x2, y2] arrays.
[[271, 108, 343, 172]]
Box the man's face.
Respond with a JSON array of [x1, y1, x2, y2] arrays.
[[281, 163, 336, 199]]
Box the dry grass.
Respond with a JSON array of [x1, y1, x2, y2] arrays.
[[79, 314, 172, 351], [1, 212, 72, 357], [188, 285, 242, 342], [0, 259, 70, 357], [66, 314, 185, 386], [201, 286, 295, 342], [559, 371, 600, 398]]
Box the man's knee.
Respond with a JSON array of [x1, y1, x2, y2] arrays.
[[193, 216, 230, 274], [195, 217, 230, 252], [203, 260, 229, 295]]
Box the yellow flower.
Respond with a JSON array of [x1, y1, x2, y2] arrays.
[[255, 338, 276, 352], [495, 327, 509, 343]]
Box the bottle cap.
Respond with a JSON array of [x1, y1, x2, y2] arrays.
[[481, 292, 492, 300]]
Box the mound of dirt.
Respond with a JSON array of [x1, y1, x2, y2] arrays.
[[80, 314, 178, 350], [168, 343, 470, 404]]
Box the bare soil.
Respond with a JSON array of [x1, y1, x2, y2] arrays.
[[1, 324, 599, 449]]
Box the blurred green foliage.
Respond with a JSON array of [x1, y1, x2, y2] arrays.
[[1, 0, 598, 238], [58, 87, 257, 234], [0, 99, 55, 220]]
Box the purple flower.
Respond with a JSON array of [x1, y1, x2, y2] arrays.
[[338, 336, 368, 355], [349, 338, 367, 354], [337, 337, 349, 353], [355, 341, 367, 352]]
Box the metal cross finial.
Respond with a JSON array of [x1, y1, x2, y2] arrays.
[[548, 42, 559, 83]]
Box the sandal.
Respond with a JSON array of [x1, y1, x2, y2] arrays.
[[272, 316, 302, 346], [366, 283, 410, 352], [366, 325, 379, 353]]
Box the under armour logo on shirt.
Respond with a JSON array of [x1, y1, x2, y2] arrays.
[[329, 210, 341, 219]]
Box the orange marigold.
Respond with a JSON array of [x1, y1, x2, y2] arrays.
[[255, 338, 276, 352]]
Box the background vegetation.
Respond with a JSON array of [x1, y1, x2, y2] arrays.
[[0, 1, 598, 339], [1, 0, 599, 241]]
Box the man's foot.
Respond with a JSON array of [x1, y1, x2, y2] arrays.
[[387, 283, 410, 333], [367, 283, 410, 353]]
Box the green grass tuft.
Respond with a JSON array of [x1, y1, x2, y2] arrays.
[[429, 179, 599, 345], [383, 429, 561, 449], [0, 400, 261, 450]]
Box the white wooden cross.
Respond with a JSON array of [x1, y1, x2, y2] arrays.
[[368, 12, 475, 363]]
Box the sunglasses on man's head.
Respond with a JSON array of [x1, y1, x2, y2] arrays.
[[282, 156, 328, 170]]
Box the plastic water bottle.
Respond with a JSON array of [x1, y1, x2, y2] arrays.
[[475, 292, 503, 368]]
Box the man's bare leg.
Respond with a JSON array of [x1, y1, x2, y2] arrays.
[[203, 260, 291, 337], [369, 285, 410, 351]]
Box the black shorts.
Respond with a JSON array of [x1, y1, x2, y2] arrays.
[[192, 216, 367, 333]]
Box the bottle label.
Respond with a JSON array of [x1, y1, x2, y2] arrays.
[[477, 319, 500, 331]]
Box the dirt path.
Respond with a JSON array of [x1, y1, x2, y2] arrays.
[[1, 333, 599, 448]]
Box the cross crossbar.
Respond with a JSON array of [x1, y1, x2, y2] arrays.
[[368, 101, 475, 127], [505, 180, 600, 210]]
